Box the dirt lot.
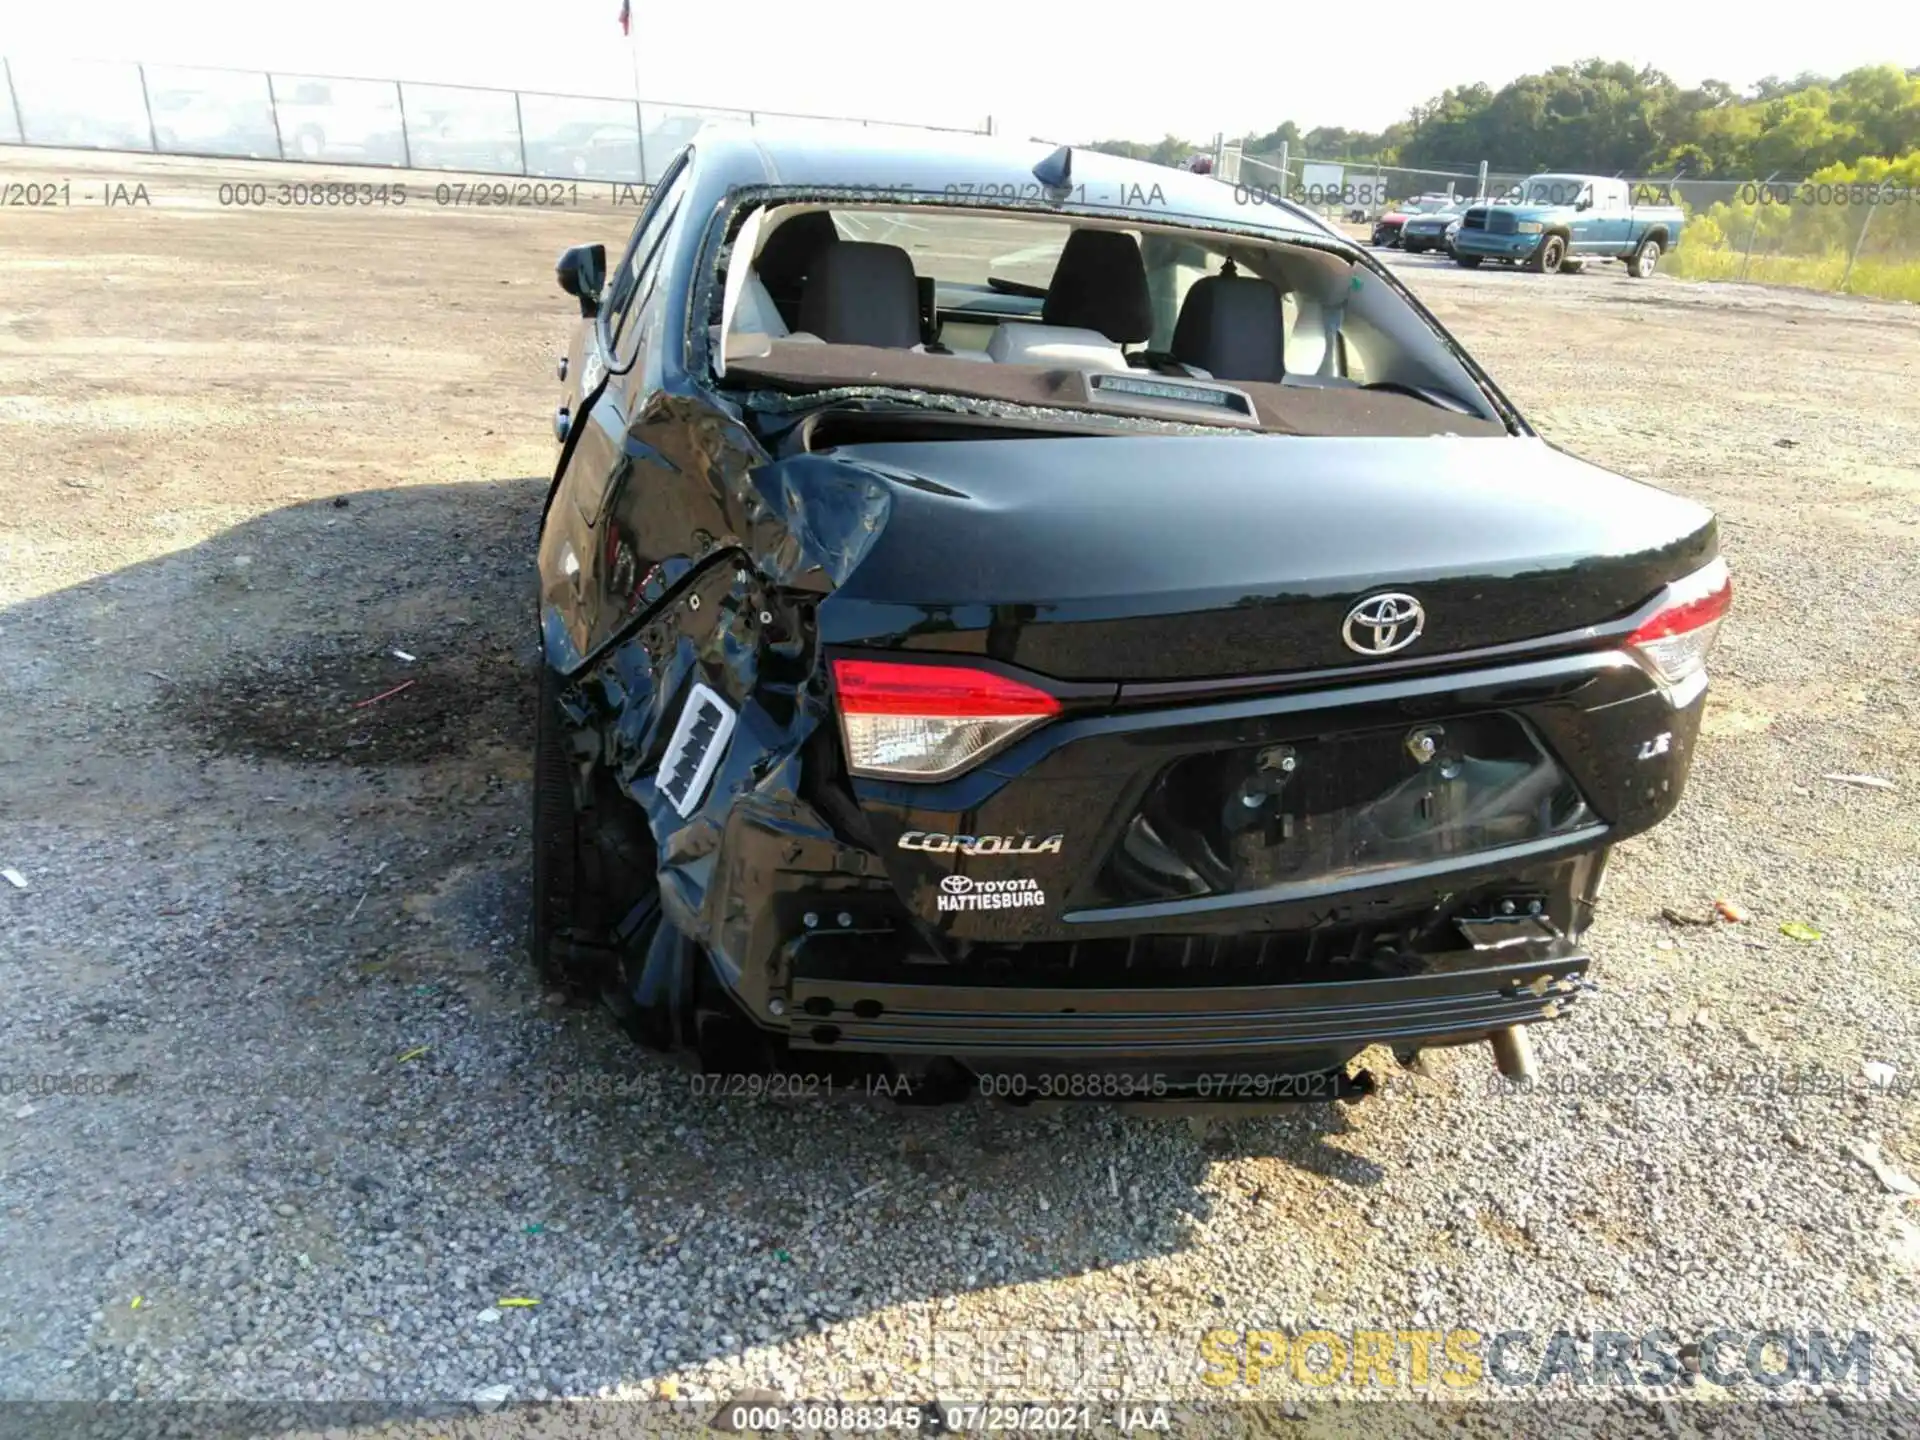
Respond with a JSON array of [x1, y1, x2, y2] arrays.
[[3, 150, 1919, 1431]]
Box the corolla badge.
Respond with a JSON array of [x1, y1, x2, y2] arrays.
[[898, 831, 1064, 856], [1342, 592, 1425, 656]]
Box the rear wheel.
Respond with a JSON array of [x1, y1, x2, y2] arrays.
[[1627, 237, 1662, 278], [1454, 254, 1483, 268], [1529, 234, 1566, 274], [531, 664, 604, 994]]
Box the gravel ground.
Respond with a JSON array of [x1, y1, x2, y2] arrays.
[[2, 150, 1918, 1434]]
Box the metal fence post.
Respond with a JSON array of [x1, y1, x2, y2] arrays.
[[3, 57, 27, 144], [1841, 191, 1878, 293], [265, 72, 286, 158], [136, 63, 159, 151], [1739, 171, 1777, 283], [513, 90, 529, 175], [1276, 141, 1289, 196], [1477, 159, 1488, 202], [396, 82, 413, 169]]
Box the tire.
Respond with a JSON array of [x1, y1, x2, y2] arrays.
[[1453, 254, 1483, 268], [531, 664, 602, 993], [1528, 234, 1566, 274], [1627, 237, 1662, 278]]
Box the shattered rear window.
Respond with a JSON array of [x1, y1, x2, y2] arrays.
[[711, 201, 1510, 437]]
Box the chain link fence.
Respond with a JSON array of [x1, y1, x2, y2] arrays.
[[1650, 177, 1920, 300], [0, 56, 988, 186], [1233, 150, 1481, 218]]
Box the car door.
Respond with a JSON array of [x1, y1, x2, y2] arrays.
[[1589, 181, 1631, 251], [1567, 182, 1604, 253], [1607, 180, 1637, 251], [542, 151, 694, 667]]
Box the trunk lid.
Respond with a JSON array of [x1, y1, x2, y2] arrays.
[[811, 434, 1715, 681]]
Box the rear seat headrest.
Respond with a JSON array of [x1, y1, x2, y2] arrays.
[[1170, 274, 1286, 383], [1043, 230, 1153, 344], [797, 241, 922, 349]]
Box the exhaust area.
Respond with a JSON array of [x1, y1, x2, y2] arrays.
[[1490, 1024, 1538, 1080]]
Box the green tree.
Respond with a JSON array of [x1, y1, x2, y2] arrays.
[[1095, 61, 1920, 183]]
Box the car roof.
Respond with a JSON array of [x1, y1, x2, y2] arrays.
[[683, 123, 1338, 240]]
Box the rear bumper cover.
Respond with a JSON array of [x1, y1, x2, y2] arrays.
[[786, 942, 1588, 1062], [645, 646, 1689, 1076]]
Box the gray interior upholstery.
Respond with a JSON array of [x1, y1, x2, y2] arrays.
[[1170, 275, 1287, 382], [797, 242, 922, 349], [1041, 230, 1154, 344]]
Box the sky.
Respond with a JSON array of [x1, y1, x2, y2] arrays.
[[4, 1, 1918, 146]]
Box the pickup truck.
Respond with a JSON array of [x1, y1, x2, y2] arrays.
[[1451, 174, 1683, 277]]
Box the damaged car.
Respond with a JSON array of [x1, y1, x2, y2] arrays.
[[533, 128, 1728, 1104]]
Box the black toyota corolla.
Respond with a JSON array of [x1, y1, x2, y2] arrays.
[[532, 127, 1728, 1104]]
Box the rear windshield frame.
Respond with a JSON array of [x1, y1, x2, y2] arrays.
[[684, 186, 1527, 438]]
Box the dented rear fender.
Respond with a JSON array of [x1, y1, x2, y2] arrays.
[[536, 392, 913, 987]]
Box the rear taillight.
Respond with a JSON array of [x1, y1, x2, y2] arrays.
[[1627, 557, 1731, 685], [831, 659, 1061, 780]]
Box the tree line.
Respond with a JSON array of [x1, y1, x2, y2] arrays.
[[1089, 60, 1920, 179]]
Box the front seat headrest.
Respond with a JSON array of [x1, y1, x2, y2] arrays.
[[1042, 230, 1152, 344], [798, 241, 922, 349], [1170, 274, 1286, 383], [756, 212, 840, 295]]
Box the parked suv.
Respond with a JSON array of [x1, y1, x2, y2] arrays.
[[1399, 200, 1469, 255], [1371, 195, 1457, 248]]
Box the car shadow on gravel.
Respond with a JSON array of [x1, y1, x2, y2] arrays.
[[1, 478, 1384, 1403], [3, 476, 548, 765]]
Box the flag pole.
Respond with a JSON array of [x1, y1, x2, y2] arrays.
[[627, 13, 643, 109], [621, 1, 647, 184]]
